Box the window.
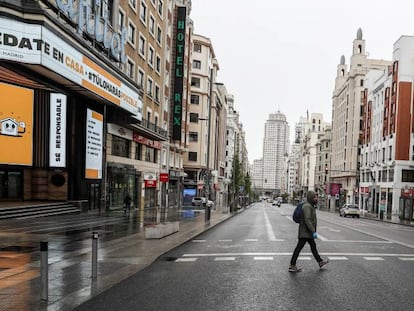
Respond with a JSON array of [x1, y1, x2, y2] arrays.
[[156, 26, 162, 45], [112, 136, 130, 158], [194, 43, 201, 52], [138, 35, 146, 57], [138, 68, 144, 87], [135, 143, 142, 160], [158, 0, 163, 17], [155, 84, 160, 102], [148, 45, 154, 67], [402, 170, 414, 182], [129, 0, 136, 10], [190, 94, 199, 104], [127, 59, 134, 79], [193, 60, 201, 69], [189, 131, 198, 142], [118, 10, 125, 31], [189, 113, 198, 123], [147, 78, 153, 96], [140, 1, 147, 23], [188, 152, 197, 161], [145, 146, 157, 163], [149, 15, 155, 35], [191, 77, 200, 87], [155, 55, 161, 73], [128, 22, 136, 45]]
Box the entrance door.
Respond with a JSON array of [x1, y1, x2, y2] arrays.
[[0, 170, 22, 199], [87, 183, 101, 210]]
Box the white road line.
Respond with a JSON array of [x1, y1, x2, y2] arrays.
[[245, 239, 259, 242], [323, 240, 393, 244], [363, 257, 384, 261], [182, 252, 414, 257], [263, 210, 277, 241], [192, 240, 206, 243], [254, 257, 274, 261], [214, 257, 236, 261], [399, 258, 414, 261], [328, 256, 348, 260], [317, 234, 328, 241], [298, 256, 311, 260], [219, 240, 232, 242], [175, 258, 197, 262]]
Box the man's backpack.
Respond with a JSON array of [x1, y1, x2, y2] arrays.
[[292, 202, 304, 223]]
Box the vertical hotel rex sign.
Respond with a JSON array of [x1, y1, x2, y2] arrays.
[[172, 7, 186, 140]]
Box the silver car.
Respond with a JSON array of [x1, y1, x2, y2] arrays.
[[339, 204, 360, 218]]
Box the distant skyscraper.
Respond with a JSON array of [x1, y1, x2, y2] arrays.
[[262, 111, 289, 194]]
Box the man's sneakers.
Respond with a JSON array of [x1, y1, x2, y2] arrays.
[[288, 265, 302, 273], [318, 259, 329, 269]]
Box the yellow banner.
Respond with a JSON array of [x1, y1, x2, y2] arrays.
[[0, 83, 33, 165]]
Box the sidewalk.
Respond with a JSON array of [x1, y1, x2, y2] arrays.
[[0, 207, 237, 311]]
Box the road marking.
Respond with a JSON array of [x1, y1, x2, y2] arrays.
[[319, 226, 341, 232], [192, 240, 206, 243], [317, 234, 328, 241], [328, 256, 348, 260], [263, 210, 277, 241], [245, 239, 259, 242], [399, 257, 414, 261], [182, 252, 414, 257], [219, 240, 232, 242], [175, 258, 197, 262], [214, 257, 236, 261], [363, 257, 384, 261], [254, 257, 274, 261], [298, 256, 311, 260]]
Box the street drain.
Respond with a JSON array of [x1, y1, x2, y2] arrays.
[[163, 256, 178, 261]]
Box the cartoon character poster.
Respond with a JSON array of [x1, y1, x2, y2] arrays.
[[0, 82, 33, 165]]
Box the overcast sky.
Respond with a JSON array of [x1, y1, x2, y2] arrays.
[[190, 0, 414, 162]]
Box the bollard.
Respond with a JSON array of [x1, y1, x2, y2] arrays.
[[92, 231, 98, 279], [40, 241, 48, 301]]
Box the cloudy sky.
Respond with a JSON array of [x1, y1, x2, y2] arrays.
[[190, 0, 414, 162]]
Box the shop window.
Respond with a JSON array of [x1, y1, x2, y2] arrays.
[[112, 136, 130, 158]]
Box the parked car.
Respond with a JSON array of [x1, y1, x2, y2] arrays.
[[339, 204, 360, 218], [192, 197, 207, 207], [272, 198, 281, 207]]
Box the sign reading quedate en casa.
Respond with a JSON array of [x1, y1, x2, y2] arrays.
[[0, 17, 142, 121], [171, 6, 186, 141]]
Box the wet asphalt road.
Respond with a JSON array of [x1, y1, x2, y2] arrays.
[[72, 203, 414, 311]]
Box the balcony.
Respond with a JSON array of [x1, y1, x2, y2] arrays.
[[133, 118, 168, 141]]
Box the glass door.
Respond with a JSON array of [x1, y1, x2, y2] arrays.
[[0, 170, 22, 199]]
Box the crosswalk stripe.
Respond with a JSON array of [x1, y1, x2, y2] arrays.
[[398, 257, 414, 261], [363, 257, 384, 261], [328, 256, 348, 260], [298, 256, 311, 260], [245, 239, 259, 242], [254, 257, 274, 261], [192, 240, 206, 243], [214, 257, 236, 261], [219, 240, 232, 242], [175, 258, 197, 262]]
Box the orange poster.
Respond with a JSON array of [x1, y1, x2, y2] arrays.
[[0, 82, 33, 165]]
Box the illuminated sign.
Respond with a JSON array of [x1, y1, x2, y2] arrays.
[[49, 93, 67, 167], [85, 109, 103, 179], [0, 18, 142, 120], [0, 83, 33, 165], [55, 0, 127, 63], [171, 6, 186, 140]]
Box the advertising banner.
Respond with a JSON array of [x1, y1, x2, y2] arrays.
[[0, 17, 142, 120], [0, 83, 33, 165], [49, 93, 67, 167], [85, 108, 103, 179]]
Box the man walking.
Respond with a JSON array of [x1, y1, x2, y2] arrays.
[[289, 191, 329, 272]]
